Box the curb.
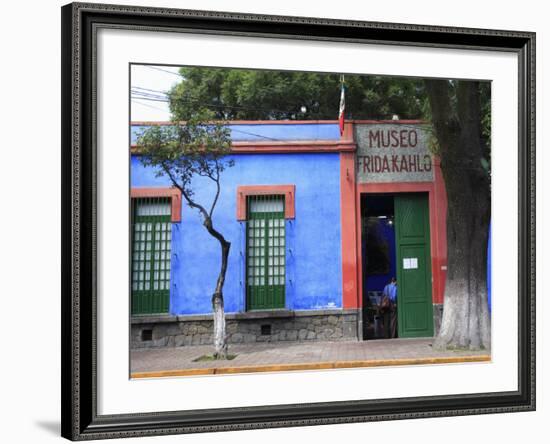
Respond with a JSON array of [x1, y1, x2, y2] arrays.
[[131, 354, 491, 379]]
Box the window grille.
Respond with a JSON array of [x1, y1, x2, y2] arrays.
[[246, 195, 286, 310], [131, 197, 171, 315]]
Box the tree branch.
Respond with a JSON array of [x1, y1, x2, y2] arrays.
[[209, 163, 221, 218], [161, 161, 210, 220], [160, 160, 229, 252]]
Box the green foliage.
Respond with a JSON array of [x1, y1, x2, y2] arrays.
[[422, 80, 491, 174], [138, 67, 492, 186], [479, 82, 492, 174], [168, 67, 426, 121], [166, 67, 490, 174], [418, 89, 440, 156], [479, 82, 492, 144], [136, 108, 234, 203]]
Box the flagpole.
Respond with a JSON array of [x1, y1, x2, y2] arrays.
[[339, 74, 346, 136]]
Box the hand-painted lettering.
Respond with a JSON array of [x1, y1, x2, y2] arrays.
[[367, 129, 419, 148], [358, 154, 435, 174]]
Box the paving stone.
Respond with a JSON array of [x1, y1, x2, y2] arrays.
[[130, 338, 491, 373]]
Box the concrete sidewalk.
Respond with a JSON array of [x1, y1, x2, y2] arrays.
[[131, 338, 491, 378]]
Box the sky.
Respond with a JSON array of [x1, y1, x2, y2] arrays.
[[130, 64, 182, 122]]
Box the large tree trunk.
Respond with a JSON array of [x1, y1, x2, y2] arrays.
[[435, 163, 491, 350], [425, 80, 491, 350]]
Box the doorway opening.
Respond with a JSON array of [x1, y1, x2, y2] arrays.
[[361, 194, 396, 340], [361, 192, 434, 340]]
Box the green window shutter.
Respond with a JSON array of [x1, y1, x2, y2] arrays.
[[131, 197, 171, 315], [246, 195, 286, 310]]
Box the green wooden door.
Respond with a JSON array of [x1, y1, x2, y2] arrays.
[[246, 195, 286, 310], [394, 193, 434, 338]]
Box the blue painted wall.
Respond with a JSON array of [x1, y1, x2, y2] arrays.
[[131, 123, 340, 144], [131, 152, 343, 315], [488, 222, 491, 313]]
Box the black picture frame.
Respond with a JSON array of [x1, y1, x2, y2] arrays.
[[61, 2, 536, 440]]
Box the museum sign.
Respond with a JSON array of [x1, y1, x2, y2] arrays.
[[355, 123, 434, 183]]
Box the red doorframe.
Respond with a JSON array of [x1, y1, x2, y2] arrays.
[[339, 124, 359, 309], [340, 151, 358, 309], [354, 174, 447, 309], [339, 124, 448, 310]]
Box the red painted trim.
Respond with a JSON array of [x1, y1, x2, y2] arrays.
[[236, 185, 295, 221], [131, 140, 356, 154], [131, 120, 358, 154], [340, 150, 359, 309], [231, 141, 356, 153], [354, 167, 448, 307], [340, 120, 354, 142], [130, 187, 182, 223]]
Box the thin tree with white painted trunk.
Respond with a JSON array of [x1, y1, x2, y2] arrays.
[[137, 109, 234, 359]]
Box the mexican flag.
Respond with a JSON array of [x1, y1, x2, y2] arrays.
[[338, 79, 345, 136]]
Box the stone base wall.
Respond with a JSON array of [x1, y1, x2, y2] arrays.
[[131, 309, 360, 349]]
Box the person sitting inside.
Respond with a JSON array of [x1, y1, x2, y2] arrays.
[[381, 277, 398, 339]]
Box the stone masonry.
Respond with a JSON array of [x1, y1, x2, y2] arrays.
[[131, 309, 360, 349]]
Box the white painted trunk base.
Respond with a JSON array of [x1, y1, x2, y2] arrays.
[[212, 294, 227, 359], [435, 277, 491, 350]]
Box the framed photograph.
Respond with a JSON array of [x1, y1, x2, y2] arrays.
[[61, 2, 535, 440]]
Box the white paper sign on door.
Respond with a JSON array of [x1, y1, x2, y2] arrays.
[[403, 258, 418, 269]]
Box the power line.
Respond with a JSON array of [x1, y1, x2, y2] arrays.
[[130, 86, 423, 122], [131, 92, 295, 137], [131, 87, 170, 100], [140, 65, 184, 77], [131, 95, 429, 141], [130, 110, 282, 142], [131, 91, 168, 101], [130, 102, 485, 169], [130, 93, 313, 117], [227, 127, 279, 141], [132, 86, 169, 94], [131, 77, 431, 135], [131, 89, 167, 97]]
